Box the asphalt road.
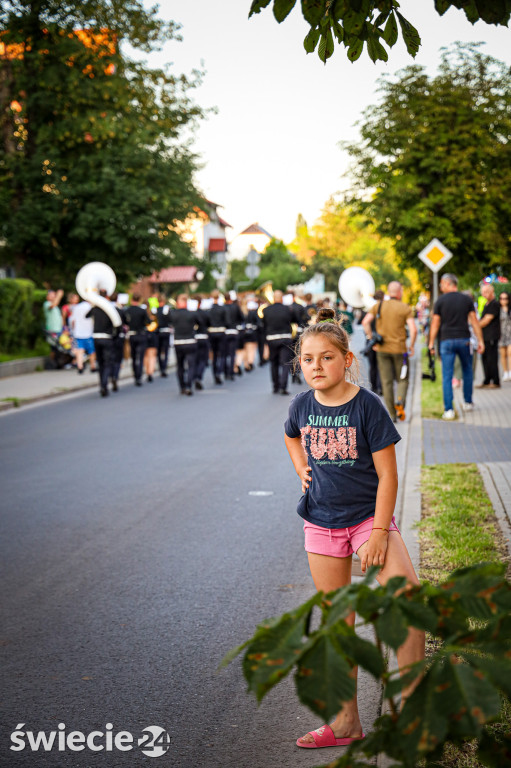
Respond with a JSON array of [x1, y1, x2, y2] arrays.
[[0, 338, 391, 768]]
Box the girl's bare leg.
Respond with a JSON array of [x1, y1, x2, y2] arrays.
[[75, 347, 84, 371], [358, 532, 425, 704], [298, 553, 364, 744], [506, 345, 511, 374], [245, 342, 257, 367], [145, 348, 156, 377]]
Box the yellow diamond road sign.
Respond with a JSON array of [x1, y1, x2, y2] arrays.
[[418, 238, 453, 273]]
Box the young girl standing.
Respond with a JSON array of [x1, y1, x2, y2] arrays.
[[284, 308, 425, 750]]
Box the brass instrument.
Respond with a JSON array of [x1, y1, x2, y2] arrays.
[[256, 281, 274, 319], [75, 262, 122, 327]]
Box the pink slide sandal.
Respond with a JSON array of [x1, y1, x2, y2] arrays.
[[296, 724, 365, 749]]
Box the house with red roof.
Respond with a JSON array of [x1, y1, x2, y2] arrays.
[[229, 222, 273, 261]]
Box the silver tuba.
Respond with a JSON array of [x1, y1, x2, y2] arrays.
[[338, 266, 376, 311], [75, 262, 122, 328]]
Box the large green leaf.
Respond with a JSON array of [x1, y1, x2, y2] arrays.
[[335, 631, 386, 677], [397, 662, 451, 756], [395, 11, 420, 57], [343, 9, 366, 34], [249, 0, 272, 16], [383, 12, 398, 46], [272, 0, 297, 22], [241, 594, 320, 701], [441, 662, 501, 738], [301, 0, 324, 26], [397, 598, 438, 633], [462, 651, 511, 699], [317, 28, 335, 63], [398, 657, 501, 755], [303, 25, 321, 53], [295, 635, 356, 719], [367, 34, 389, 63], [375, 602, 408, 649]]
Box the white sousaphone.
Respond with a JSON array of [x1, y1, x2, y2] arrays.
[[75, 261, 122, 327], [338, 266, 376, 311]]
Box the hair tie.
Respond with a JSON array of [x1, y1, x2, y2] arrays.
[[318, 318, 335, 324]]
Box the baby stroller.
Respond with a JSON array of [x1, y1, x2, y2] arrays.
[[44, 330, 74, 369]]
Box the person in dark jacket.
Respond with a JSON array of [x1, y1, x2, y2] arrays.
[[288, 290, 309, 385], [224, 293, 244, 380], [262, 290, 294, 395], [207, 289, 227, 385], [193, 296, 210, 390], [243, 297, 259, 372], [156, 294, 172, 378], [124, 294, 152, 386], [169, 294, 199, 396], [85, 293, 121, 397]]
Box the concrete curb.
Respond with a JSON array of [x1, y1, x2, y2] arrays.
[[376, 349, 423, 768], [0, 358, 177, 412]]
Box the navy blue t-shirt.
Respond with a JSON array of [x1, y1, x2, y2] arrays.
[[284, 388, 401, 529]]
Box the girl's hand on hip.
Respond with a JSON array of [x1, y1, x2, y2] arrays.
[[360, 530, 389, 573], [299, 466, 311, 493]]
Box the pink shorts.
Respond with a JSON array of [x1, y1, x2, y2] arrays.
[[304, 516, 400, 558]]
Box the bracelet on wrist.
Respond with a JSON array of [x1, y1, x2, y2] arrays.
[[372, 527, 389, 533]]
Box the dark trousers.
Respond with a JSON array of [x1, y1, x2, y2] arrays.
[[257, 329, 266, 363], [93, 337, 114, 392], [268, 339, 293, 391], [367, 347, 381, 393], [195, 338, 210, 382], [209, 333, 226, 378], [224, 333, 238, 377], [130, 334, 147, 383], [482, 339, 500, 385], [112, 335, 124, 382], [158, 331, 171, 374], [175, 343, 197, 390]]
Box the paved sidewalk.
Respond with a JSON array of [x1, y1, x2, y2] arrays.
[[422, 360, 511, 549], [0, 350, 177, 410]]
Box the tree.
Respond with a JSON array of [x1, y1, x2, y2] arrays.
[[290, 198, 420, 295], [343, 43, 511, 280], [227, 238, 310, 292], [0, 1, 204, 286], [248, 0, 510, 65]]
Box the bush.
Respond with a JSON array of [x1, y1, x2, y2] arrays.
[[222, 562, 511, 768], [0, 278, 36, 353], [30, 289, 48, 346]]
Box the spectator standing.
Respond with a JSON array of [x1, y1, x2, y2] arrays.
[[362, 281, 417, 422], [70, 299, 96, 374], [477, 283, 501, 389], [428, 273, 484, 420], [499, 291, 511, 382], [43, 289, 64, 337]]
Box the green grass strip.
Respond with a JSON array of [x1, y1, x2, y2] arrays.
[[420, 463, 502, 583], [420, 463, 509, 768]]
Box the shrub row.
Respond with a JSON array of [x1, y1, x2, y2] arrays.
[[0, 279, 46, 353]]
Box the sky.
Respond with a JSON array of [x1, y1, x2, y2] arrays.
[[141, 1, 511, 245]]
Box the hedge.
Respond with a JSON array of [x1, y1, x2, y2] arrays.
[[0, 278, 38, 353]]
